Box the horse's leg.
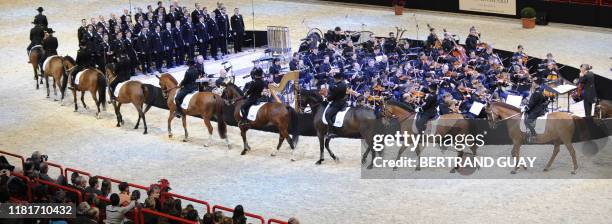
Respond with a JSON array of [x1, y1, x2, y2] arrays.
[[81, 91, 88, 110], [52, 77, 58, 101], [72, 89, 78, 112], [544, 143, 560, 172], [140, 105, 148, 135], [45, 75, 50, 98], [112, 101, 121, 127], [563, 141, 578, 174], [415, 145, 422, 171], [182, 115, 189, 142], [167, 110, 174, 138], [361, 140, 371, 165], [203, 117, 213, 147], [392, 146, 408, 171], [510, 143, 522, 174], [134, 104, 143, 130], [324, 137, 339, 162], [91, 90, 100, 119], [240, 126, 251, 155], [316, 133, 325, 165], [271, 135, 285, 157]]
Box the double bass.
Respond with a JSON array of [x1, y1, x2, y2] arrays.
[[443, 28, 467, 63]]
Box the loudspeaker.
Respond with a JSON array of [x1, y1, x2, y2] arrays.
[[536, 12, 548, 25]]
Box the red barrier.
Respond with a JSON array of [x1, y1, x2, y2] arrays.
[[9, 172, 32, 202], [45, 161, 64, 177], [140, 208, 198, 224], [95, 175, 150, 192], [35, 178, 83, 204], [64, 167, 91, 181], [213, 205, 266, 224], [163, 192, 211, 214], [0, 150, 25, 170], [268, 218, 289, 224]]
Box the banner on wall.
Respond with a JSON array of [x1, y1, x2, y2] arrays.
[[459, 0, 517, 15]]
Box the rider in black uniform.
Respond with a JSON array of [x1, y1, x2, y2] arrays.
[[175, 59, 200, 118], [109, 53, 131, 101], [239, 68, 265, 126], [415, 84, 438, 134], [325, 72, 347, 139], [65, 43, 94, 90], [524, 79, 548, 141]]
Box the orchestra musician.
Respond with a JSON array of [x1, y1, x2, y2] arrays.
[[465, 26, 479, 53], [578, 64, 597, 117]]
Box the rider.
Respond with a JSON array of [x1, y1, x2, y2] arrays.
[[109, 53, 131, 102], [27, 22, 45, 56], [65, 43, 95, 90], [34, 7, 48, 28], [523, 78, 548, 141], [415, 83, 438, 134], [175, 56, 203, 118], [325, 72, 348, 139], [239, 67, 266, 126], [42, 28, 58, 57]]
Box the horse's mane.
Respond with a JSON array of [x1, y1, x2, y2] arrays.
[[301, 89, 323, 103], [63, 55, 75, 65], [227, 83, 244, 96], [386, 100, 415, 112], [161, 73, 178, 85], [492, 101, 520, 112]]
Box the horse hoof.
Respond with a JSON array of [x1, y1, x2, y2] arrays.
[[315, 159, 323, 165], [227, 145, 231, 150], [241, 150, 247, 155], [182, 139, 188, 142], [393, 167, 399, 171], [53, 99, 58, 102], [168, 134, 173, 138], [571, 171, 577, 175], [116, 124, 121, 127], [134, 126, 139, 129], [510, 170, 517, 174], [291, 158, 296, 162], [46, 96, 50, 98], [366, 164, 373, 169], [270, 151, 277, 157], [415, 167, 421, 171], [333, 157, 340, 163], [203, 143, 209, 147], [543, 168, 549, 172], [450, 168, 456, 173], [143, 131, 148, 135]]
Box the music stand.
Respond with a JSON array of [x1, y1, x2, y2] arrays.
[[545, 84, 576, 112]]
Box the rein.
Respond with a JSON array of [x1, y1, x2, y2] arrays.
[[493, 111, 522, 124]]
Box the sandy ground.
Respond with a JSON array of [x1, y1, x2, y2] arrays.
[[1, 0, 612, 223]]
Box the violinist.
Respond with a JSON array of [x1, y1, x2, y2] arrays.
[[512, 45, 528, 66], [542, 62, 560, 82], [316, 55, 333, 85], [465, 26, 479, 53], [383, 32, 397, 54], [426, 27, 439, 50], [396, 41, 411, 58]]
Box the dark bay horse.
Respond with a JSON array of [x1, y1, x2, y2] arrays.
[[300, 90, 379, 166], [382, 101, 477, 172], [222, 83, 299, 160], [106, 64, 154, 134], [157, 73, 229, 148], [486, 101, 581, 174], [596, 99, 612, 119], [29, 45, 44, 89], [42, 55, 66, 101], [63, 56, 107, 118]]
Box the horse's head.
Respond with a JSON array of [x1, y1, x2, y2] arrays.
[[157, 73, 178, 98], [382, 100, 415, 120], [105, 63, 117, 83], [221, 83, 243, 105], [62, 55, 76, 71], [485, 102, 499, 129], [299, 89, 323, 109]]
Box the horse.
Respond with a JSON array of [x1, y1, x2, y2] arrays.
[[29, 45, 44, 89], [486, 101, 581, 174], [105, 64, 154, 134], [42, 55, 67, 101], [299, 90, 379, 166], [221, 83, 299, 160], [62, 56, 107, 118], [381, 100, 477, 172], [596, 99, 612, 119], [157, 73, 229, 148]]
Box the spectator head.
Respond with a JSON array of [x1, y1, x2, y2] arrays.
[[86, 193, 99, 205], [110, 193, 120, 206], [54, 189, 66, 203], [118, 182, 129, 193], [31, 151, 41, 161], [86, 207, 99, 220], [173, 199, 182, 212], [56, 174, 67, 186], [185, 207, 199, 221], [288, 217, 300, 224], [202, 213, 214, 224], [88, 177, 99, 188], [144, 197, 156, 209], [213, 211, 224, 223], [70, 172, 80, 186], [131, 190, 141, 201], [77, 202, 91, 216], [78, 176, 87, 188], [232, 205, 245, 220], [101, 179, 111, 196]]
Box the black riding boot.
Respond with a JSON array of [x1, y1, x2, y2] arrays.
[[175, 106, 183, 118], [325, 125, 338, 139]]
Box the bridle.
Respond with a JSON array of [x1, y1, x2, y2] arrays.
[[487, 104, 522, 128]]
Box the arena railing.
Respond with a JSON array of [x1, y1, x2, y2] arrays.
[[64, 167, 92, 181], [268, 218, 289, 224], [162, 192, 212, 214], [0, 150, 25, 170], [35, 178, 83, 204], [9, 172, 32, 203], [213, 205, 266, 224], [45, 161, 64, 177], [139, 208, 198, 224]]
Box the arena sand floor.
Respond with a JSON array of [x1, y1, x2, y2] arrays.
[[1, 0, 612, 223]]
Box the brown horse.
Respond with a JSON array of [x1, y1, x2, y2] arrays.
[[299, 90, 379, 166], [382, 100, 477, 172], [222, 83, 299, 160], [42, 55, 66, 101], [157, 73, 229, 148], [106, 64, 154, 134], [63, 56, 107, 118], [596, 99, 612, 119], [29, 45, 44, 89], [486, 101, 579, 174]]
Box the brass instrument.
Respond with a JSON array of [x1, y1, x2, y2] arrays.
[[268, 71, 300, 110]]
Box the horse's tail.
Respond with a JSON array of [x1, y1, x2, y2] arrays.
[[60, 62, 68, 94], [287, 105, 300, 146], [97, 73, 107, 110], [215, 95, 227, 139], [572, 115, 607, 142], [141, 83, 149, 102]]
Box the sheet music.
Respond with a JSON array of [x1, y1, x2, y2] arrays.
[[553, 84, 577, 94]]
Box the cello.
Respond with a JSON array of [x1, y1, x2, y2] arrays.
[[443, 28, 467, 63]]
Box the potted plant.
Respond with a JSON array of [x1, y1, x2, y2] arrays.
[[521, 7, 536, 29], [393, 0, 406, 15]]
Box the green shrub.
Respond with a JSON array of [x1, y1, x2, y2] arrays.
[[521, 7, 536, 18]]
